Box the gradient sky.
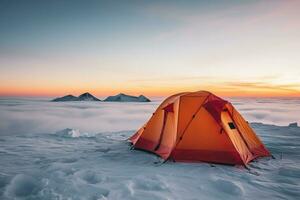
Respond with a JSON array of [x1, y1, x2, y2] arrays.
[[1, 0, 300, 97]]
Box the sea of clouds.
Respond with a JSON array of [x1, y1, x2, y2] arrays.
[[0, 97, 299, 135], [0, 98, 158, 135]]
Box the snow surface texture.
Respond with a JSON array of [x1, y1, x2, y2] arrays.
[[0, 97, 299, 200]]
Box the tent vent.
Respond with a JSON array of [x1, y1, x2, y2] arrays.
[[228, 122, 236, 129]]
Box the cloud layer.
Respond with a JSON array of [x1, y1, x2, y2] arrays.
[[0, 97, 299, 135]]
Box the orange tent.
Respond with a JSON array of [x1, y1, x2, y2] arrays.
[[129, 91, 270, 165]]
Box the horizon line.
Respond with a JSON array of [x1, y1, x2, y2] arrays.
[[1, 92, 300, 99]]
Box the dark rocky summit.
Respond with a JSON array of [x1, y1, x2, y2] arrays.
[[52, 93, 101, 102], [51, 94, 79, 102], [104, 93, 151, 102], [288, 122, 298, 127], [77, 92, 101, 101], [52, 92, 150, 102]]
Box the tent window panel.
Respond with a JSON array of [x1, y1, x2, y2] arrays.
[[228, 122, 236, 130]]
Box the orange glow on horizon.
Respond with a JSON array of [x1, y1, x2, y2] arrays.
[[1, 84, 300, 98]]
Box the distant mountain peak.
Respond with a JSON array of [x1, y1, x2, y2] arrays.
[[104, 93, 151, 102], [65, 94, 76, 98], [51, 93, 101, 102], [52, 92, 150, 102], [79, 92, 91, 96], [78, 92, 100, 101]]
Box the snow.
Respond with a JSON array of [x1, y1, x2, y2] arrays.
[[0, 97, 299, 200]]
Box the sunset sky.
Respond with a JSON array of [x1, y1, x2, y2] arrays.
[[1, 0, 300, 97]]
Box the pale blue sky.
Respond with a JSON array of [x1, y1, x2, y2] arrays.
[[0, 0, 300, 97]]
